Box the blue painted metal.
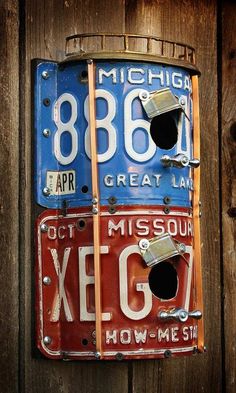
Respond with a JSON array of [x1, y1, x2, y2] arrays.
[[34, 61, 193, 208]]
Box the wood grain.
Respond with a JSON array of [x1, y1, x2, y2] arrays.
[[221, 2, 236, 393], [0, 1, 19, 392], [126, 1, 222, 392], [16, 0, 226, 392], [22, 1, 128, 392]]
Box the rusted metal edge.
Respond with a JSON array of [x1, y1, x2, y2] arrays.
[[61, 33, 200, 75]]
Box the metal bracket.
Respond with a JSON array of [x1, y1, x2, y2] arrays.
[[160, 153, 200, 169], [158, 308, 202, 323], [139, 88, 189, 120], [139, 233, 188, 268]]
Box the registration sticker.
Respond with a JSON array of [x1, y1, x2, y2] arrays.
[[46, 170, 76, 196]]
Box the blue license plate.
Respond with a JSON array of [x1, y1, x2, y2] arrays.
[[34, 60, 193, 208]]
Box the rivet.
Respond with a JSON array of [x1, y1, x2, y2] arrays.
[[180, 98, 185, 106], [43, 276, 51, 285], [92, 197, 98, 205], [87, 59, 93, 64], [43, 187, 50, 196], [203, 346, 207, 352], [42, 128, 50, 137], [94, 351, 101, 359], [43, 336, 52, 345], [40, 223, 48, 233], [163, 196, 171, 205], [42, 71, 49, 79], [139, 239, 150, 250], [115, 352, 124, 361], [92, 207, 98, 214], [164, 350, 172, 358]]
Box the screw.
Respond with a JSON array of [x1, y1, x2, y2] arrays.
[[43, 336, 52, 345], [87, 59, 93, 64], [179, 310, 188, 322], [42, 128, 50, 137], [108, 206, 116, 214], [94, 351, 101, 359], [115, 352, 124, 361], [92, 207, 98, 214], [108, 196, 117, 205], [164, 207, 170, 214], [203, 346, 207, 352], [40, 223, 48, 233], [164, 350, 172, 358], [180, 98, 185, 106], [43, 98, 51, 107], [139, 91, 149, 101], [92, 197, 98, 205], [193, 346, 198, 354], [42, 71, 49, 79], [163, 196, 171, 205], [43, 276, 51, 286], [139, 239, 150, 250], [178, 243, 186, 253], [43, 187, 50, 196]]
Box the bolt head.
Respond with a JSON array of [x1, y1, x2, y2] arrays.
[[139, 239, 150, 250], [92, 207, 98, 214], [92, 197, 98, 205], [40, 223, 48, 233], [94, 351, 101, 359], [179, 310, 188, 322], [178, 243, 186, 253], [42, 128, 50, 137], [42, 71, 49, 79], [180, 98, 185, 106], [43, 187, 50, 196], [164, 350, 172, 358], [163, 196, 171, 205], [43, 336, 52, 345], [43, 276, 51, 285]]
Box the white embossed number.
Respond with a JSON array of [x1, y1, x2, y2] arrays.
[[84, 89, 117, 163], [124, 89, 156, 162], [54, 93, 78, 165]]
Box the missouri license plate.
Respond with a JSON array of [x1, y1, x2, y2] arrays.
[[36, 206, 199, 360]]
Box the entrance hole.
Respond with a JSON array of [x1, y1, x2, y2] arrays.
[[148, 261, 178, 300], [150, 112, 178, 150]]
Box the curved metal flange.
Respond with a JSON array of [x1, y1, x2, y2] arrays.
[[61, 33, 200, 74]]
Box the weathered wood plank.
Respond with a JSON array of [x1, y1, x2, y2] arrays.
[[0, 1, 19, 392], [125, 0, 222, 392], [21, 1, 128, 392], [221, 2, 236, 393]]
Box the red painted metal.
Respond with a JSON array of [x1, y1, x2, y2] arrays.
[[36, 206, 198, 360]]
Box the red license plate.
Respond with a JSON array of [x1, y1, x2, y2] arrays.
[[36, 206, 199, 360]]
